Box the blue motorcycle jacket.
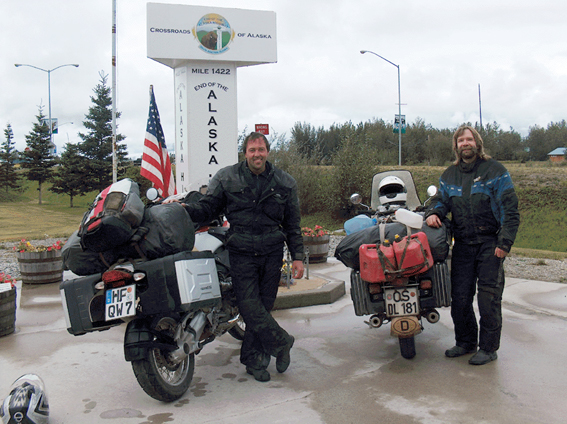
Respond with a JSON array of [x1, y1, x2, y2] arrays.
[[425, 158, 520, 252]]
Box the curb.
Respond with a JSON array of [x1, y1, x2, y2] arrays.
[[274, 274, 346, 310]]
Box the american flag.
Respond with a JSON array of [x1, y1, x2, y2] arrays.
[[140, 86, 176, 197]]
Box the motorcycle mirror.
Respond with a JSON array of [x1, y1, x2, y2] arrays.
[[350, 193, 362, 205], [146, 187, 159, 201], [426, 185, 437, 197]]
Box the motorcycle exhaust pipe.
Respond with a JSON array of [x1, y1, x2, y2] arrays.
[[170, 311, 208, 363], [214, 313, 242, 334], [424, 310, 440, 324], [227, 314, 240, 325], [368, 314, 384, 328]]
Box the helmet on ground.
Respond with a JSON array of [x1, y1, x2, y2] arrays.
[[378, 176, 407, 206], [0, 374, 49, 424]]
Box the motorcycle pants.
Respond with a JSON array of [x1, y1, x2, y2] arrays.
[[450, 239, 505, 353], [229, 250, 293, 370]]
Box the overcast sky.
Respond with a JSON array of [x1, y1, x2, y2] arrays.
[[2, 0, 566, 159]]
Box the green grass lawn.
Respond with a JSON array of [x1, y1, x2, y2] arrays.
[[0, 179, 94, 241], [0, 202, 85, 241]]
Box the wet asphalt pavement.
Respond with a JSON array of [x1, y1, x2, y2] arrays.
[[1, 258, 566, 424]]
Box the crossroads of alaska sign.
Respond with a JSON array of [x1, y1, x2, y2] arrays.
[[147, 3, 277, 192]]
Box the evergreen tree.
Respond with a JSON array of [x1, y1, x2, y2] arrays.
[[0, 123, 22, 194], [290, 122, 319, 161], [49, 143, 86, 207], [21, 106, 56, 204], [78, 71, 127, 193], [525, 125, 550, 161]]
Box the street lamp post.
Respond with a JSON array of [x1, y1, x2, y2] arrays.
[[15, 63, 79, 152], [360, 50, 402, 166]]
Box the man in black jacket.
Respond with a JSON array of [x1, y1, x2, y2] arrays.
[[180, 132, 304, 381], [425, 126, 519, 365]]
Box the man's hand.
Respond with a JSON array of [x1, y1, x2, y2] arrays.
[[292, 260, 304, 279], [162, 197, 180, 204], [426, 214, 442, 228], [495, 247, 508, 258]]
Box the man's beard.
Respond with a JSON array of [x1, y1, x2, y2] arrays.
[[459, 146, 479, 160]]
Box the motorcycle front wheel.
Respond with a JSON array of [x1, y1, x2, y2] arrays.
[[131, 318, 195, 402], [399, 336, 416, 359]]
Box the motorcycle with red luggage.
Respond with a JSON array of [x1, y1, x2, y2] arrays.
[[335, 170, 451, 359]]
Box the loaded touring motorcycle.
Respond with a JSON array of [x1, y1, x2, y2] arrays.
[[335, 170, 452, 359], [60, 184, 245, 402]]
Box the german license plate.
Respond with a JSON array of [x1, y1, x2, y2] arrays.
[[384, 287, 419, 317], [105, 285, 136, 321]]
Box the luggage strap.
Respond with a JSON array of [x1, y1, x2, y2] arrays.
[[395, 235, 431, 274], [130, 227, 149, 261]]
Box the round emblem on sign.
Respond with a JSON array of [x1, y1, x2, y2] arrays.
[[391, 317, 420, 336], [192, 13, 235, 54]]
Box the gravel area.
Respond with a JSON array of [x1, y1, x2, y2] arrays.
[[1, 236, 566, 284]]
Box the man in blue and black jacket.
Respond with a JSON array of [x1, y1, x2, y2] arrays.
[[425, 125, 519, 365]]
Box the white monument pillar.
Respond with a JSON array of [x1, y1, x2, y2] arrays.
[[147, 4, 277, 193]]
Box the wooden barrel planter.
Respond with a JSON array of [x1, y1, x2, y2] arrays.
[[16, 250, 63, 285], [303, 234, 330, 264], [0, 288, 16, 337]]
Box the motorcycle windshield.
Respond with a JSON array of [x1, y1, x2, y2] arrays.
[[371, 170, 421, 211]]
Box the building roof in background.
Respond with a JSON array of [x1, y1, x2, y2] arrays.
[[548, 148, 567, 156]]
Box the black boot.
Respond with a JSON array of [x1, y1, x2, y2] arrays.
[[276, 336, 294, 373], [246, 367, 270, 382], [445, 345, 477, 357], [469, 349, 497, 365]]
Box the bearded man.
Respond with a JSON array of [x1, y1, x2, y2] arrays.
[[425, 125, 520, 365]]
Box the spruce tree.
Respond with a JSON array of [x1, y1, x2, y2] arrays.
[[49, 143, 86, 207], [78, 71, 127, 193], [0, 123, 22, 194], [21, 106, 56, 204]]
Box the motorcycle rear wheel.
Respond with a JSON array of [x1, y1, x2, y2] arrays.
[[228, 315, 246, 341], [131, 318, 195, 402], [399, 336, 416, 359]]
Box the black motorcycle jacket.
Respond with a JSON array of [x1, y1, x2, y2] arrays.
[[184, 160, 304, 261], [425, 158, 520, 252]]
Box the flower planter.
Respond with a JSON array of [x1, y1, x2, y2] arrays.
[[0, 288, 16, 337], [303, 234, 330, 264], [16, 250, 63, 285]]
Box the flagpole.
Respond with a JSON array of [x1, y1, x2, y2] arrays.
[[478, 83, 483, 130], [111, 0, 117, 183]]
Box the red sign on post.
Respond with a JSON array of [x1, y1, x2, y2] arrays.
[[255, 124, 269, 135]]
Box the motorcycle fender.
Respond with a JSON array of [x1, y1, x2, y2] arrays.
[[390, 316, 422, 337], [123, 319, 154, 362]]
